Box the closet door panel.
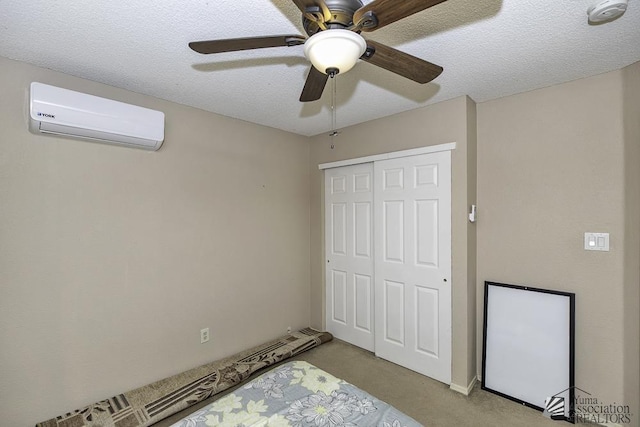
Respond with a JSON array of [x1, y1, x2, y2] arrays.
[[374, 151, 452, 384], [325, 163, 374, 351]]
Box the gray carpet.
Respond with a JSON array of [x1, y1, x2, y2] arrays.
[[158, 338, 561, 427]]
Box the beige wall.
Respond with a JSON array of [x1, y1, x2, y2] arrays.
[[309, 96, 478, 390], [0, 57, 311, 426], [623, 61, 640, 419], [477, 70, 628, 406]]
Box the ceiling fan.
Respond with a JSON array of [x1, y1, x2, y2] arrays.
[[189, 0, 446, 102]]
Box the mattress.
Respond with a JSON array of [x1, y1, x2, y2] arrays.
[[36, 329, 332, 427], [170, 360, 422, 427]]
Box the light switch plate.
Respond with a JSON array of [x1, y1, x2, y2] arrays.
[[584, 232, 609, 251]]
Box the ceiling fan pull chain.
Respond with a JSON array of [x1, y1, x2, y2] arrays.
[[332, 74, 336, 134], [329, 75, 338, 149]]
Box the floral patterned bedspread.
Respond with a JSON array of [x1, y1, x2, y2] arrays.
[[170, 360, 422, 427]]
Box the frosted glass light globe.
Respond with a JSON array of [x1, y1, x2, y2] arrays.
[[304, 29, 367, 75]]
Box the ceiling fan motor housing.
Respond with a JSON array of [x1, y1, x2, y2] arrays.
[[303, 0, 364, 35]]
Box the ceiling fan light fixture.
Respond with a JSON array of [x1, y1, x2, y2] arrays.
[[304, 29, 367, 75]]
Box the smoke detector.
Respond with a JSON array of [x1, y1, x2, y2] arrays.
[[587, 0, 628, 23]]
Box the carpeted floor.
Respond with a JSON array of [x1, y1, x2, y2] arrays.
[[158, 338, 562, 426]]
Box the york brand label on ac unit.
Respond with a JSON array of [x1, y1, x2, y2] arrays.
[[36, 112, 56, 119]]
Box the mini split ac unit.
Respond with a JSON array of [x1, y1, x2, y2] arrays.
[[29, 82, 165, 151]]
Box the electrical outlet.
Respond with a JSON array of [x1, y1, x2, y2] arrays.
[[200, 328, 210, 344], [287, 326, 292, 334]]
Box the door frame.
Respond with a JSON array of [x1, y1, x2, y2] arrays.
[[319, 143, 457, 171]]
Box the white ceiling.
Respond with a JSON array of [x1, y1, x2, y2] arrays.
[[1, 0, 639, 136]]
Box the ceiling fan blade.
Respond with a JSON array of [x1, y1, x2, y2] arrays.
[[354, 0, 448, 32], [300, 67, 329, 102], [361, 40, 443, 84], [290, 0, 332, 23], [189, 35, 306, 54]]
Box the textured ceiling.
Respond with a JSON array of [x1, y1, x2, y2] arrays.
[[1, 0, 639, 136]]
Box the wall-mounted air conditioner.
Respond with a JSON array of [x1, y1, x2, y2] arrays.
[[29, 82, 165, 151]]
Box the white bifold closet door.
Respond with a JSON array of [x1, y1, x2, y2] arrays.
[[374, 151, 451, 384], [325, 150, 452, 384], [325, 163, 375, 351]]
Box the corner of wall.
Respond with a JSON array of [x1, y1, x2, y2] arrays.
[[622, 60, 640, 422], [465, 95, 478, 386]]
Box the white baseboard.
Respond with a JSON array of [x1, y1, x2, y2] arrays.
[[450, 376, 477, 396]]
